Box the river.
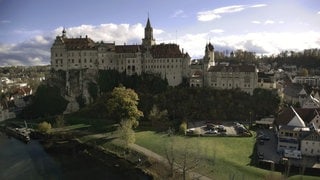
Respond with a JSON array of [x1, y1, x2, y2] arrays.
[[0, 134, 151, 180]]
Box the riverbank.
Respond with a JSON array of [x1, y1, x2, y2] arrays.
[[41, 134, 153, 180]]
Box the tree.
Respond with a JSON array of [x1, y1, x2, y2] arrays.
[[164, 137, 202, 180], [38, 121, 52, 133], [117, 119, 136, 148], [107, 86, 143, 128], [148, 105, 170, 131], [179, 121, 187, 135], [299, 68, 308, 77], [55, 115, 65, 128], [252, 88, 281, 117], [22, 84, 68, 118]]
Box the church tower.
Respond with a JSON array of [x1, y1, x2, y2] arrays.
[[142, 17, 156, 48], [203, 42, 215, 70]]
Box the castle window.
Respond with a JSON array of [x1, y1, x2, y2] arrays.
[[90, 59, 92, 63], [72, 59, 74, 63], [84, 59, 86, 63], [55, 53, 58, 57]]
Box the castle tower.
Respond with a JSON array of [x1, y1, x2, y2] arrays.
[[203, 42, 215, 69], [142, 17, 156, 48]]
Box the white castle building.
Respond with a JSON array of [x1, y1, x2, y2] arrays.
[[51, 18, 258, 94], [51, 18, 191, 86]]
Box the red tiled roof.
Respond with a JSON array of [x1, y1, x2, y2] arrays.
[[151, 44, 184, 58], [63, 37, 96, 50], [115, 45, 141, 53]]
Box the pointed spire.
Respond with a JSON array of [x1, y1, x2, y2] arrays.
[[146, 17, 151, 28], [62, 27, 66, 38]]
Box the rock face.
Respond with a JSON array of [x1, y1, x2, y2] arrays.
[[51, 69, 98, 114], [63, 95, 79, 114]]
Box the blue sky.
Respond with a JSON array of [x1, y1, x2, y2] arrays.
[[0, 0, 319, 66]]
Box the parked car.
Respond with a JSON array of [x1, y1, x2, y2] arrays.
[[259, 139, 264, 145], [258, 135, 270, 141]]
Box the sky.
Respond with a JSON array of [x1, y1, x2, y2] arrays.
[[0, 0, 320, 66]]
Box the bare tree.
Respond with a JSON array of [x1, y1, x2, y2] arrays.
[[165, 137, 175, 177], [164, 137, 203, 180]]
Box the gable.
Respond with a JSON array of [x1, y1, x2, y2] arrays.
[[287, 107, 306, 127]]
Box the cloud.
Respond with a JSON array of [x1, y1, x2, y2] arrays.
[[0, 20, 10, 24], [250, 4, 267, 8], [171, 9, 187, 18], [210, 29, 224, 34], [264, 20, 275, 24], [318, 11, 320, 14], [212, 5, 245, 14], [157, 30, 320, 59], [252, 20, 284, 25], [251, 20, 261, 24], [55, 23, 147, 45], [197, 4, 267, 22]]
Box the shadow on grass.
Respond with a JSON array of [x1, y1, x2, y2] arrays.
[[248, 142, 258, 166]]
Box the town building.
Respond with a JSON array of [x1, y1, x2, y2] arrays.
[[275, 96, 320, 156], [51, 18, 191, 87], [292, 76, 320, 87], [283, 83, 308, 105], [300, 130, 320, 156], [189, 43, 258, 94]]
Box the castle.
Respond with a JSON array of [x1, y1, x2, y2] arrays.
[[51, 18, 258, 95], [51, 18, 190, 87]]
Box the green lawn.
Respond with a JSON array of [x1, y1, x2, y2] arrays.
[[135, 131, 278, 180]]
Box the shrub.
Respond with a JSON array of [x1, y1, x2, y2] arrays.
[[179, 121, 187, 135], [38, 121, 52, 133]]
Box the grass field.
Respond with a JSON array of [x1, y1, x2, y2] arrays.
[[5, 117, 318, 179], [135, 131, 291, 180]]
